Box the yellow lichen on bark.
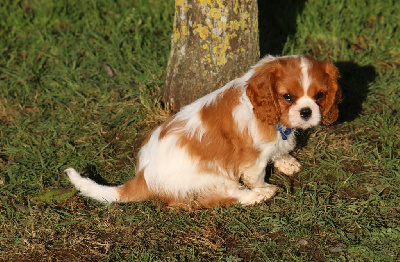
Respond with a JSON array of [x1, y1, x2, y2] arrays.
[[164, 0, 259, 111], [173, 29, 180, 42], [175, 0, 185, 7], [193, 23, 209, 40], [209, 8, 223, 18], [173, 0, 256, 65], [239, 12, 250, 30], [181, 23, 188, 36], [182, 0, 255, 66], [216, 0, 225, 8]]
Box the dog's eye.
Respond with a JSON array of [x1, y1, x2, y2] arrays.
[[315, 92, 324, 100], [283, 94, 292, 101]]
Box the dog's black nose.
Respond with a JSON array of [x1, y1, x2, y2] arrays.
[[300, 107, 312, 120]]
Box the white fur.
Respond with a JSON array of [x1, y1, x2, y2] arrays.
[[65, 168, 119, 203], [232, 89, 263, 142], [138, 130, 229, 198], [229, 185, 279, 205], [135, 79, 247, 198], [289, 96, 321, 129], [287, 56, 322, 129], [240, 131, 296, 188], [300, 56, 312, 92], [274, 154, 302, 176]]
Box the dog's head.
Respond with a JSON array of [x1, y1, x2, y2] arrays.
[[246, 55, 341, 129]]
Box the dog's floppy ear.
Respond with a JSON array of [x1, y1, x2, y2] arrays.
[[246, 61, 281, 124], [320, 61, 342, 125]]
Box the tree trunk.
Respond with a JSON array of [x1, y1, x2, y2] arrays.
[[163, 0, 259, 112]]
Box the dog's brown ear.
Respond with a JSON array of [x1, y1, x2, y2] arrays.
[[320, 61, 342, 125], [246, 61, 281, 124]]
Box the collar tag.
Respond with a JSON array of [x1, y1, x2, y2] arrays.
[[275, 124, 293, 140]]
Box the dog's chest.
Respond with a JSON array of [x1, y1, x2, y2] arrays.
[[258, 130, 296, 162]]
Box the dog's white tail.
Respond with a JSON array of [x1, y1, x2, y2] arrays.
[[65, 167, 153, 203], [65, 168, 119, 203]]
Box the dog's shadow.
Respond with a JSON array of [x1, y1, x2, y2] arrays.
[[258, 0, 307, 56], [335, 62, 377, 123], [82, 165, 115, 186]]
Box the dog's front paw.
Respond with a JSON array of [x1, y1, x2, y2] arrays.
[[274, 154, 301, 176], [238, 184, 279, 205]]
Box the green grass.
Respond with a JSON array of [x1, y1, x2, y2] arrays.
[[0, 0, 399, 260]]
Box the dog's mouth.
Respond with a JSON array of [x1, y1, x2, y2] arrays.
[[288, 111, 322, 130]]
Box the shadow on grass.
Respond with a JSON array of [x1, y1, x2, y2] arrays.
[[83, 165, 114, 186], [258, 0, 307, 56], [335, 62, 377, 122]]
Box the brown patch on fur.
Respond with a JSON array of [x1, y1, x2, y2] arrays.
[[196, 192, 238, 209], [158, 189, 238, 210], [256, 120, 278, 142], [305, 57, 342, 125], [246, 60, 282, 125], [306, 58, 330, 96], [117, 170, 153, 202], [273, 57, 305, 128], [175, 87, 261, 179], [320, 60, 342, 125], [247, 56, 312, 128]]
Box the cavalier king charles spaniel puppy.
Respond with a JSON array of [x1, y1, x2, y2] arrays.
[[66, 55, 341, 209]]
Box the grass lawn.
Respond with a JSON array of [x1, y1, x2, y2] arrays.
[[1, 0, 399, 260]]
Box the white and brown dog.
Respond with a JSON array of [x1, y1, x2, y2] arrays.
[[66, 55, 341, 209]]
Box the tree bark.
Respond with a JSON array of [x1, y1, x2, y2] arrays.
[[163, 0, 259, 112]]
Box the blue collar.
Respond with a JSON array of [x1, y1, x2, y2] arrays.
[[275, 124, 293, 140]]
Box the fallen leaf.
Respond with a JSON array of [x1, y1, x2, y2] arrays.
[[31, 188, 77, 203]]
